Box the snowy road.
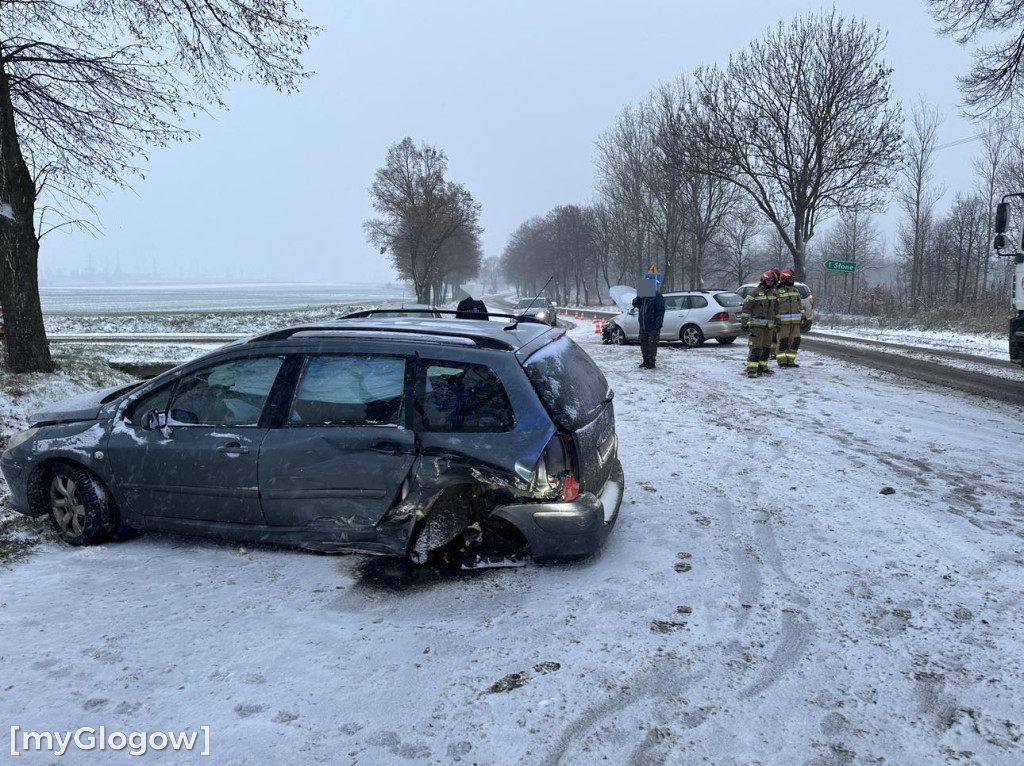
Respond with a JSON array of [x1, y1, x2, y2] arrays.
[[2, 325, 1023, 764]]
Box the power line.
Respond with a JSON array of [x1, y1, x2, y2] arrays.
[[933, 115, 1014, 152]]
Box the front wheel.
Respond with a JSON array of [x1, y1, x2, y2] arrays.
[[716, 336, 737, 345], [47, 462, 117, 546], [679, 324, 705, 348], [609, 325, 627, 345]]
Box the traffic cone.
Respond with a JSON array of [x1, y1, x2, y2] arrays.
[[601, 319, 607, 331], [593, 317, 600, 334]]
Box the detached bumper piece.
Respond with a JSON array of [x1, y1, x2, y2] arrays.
[[0, 453, 31, 515], [493, 459, 623, 563]]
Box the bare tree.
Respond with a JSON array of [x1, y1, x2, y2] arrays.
[[596, 104, 653, 283], [824, 210, 884, 312], [714, 203, 764, 287], [480, 256, 502, 293], [938, 193, 989, 303], [685, 11, 903, 281], [897, 100, 946, 306], [640, 84, 688, 290], [929, 0, 1024, 113], [973, 114, 1010, 288], [365, 138, 482, 304], [0, 0, 315, 372]]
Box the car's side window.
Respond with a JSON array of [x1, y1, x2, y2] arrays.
[[664, 296, 683, 311], [690, 296, 709, 309], [167, 356, 285, 427], [289, 355, 405, 427], [414, 360, 514, 433], [124, 383, 175, 426]]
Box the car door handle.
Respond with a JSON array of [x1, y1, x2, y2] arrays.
[[217, 442, 249, 455], [370, 441, 401, 456]]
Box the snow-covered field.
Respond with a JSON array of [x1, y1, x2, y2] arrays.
[[1, 323, 1022, 764], [813, 325, 1009, 361], [39, 283, 408, 314]]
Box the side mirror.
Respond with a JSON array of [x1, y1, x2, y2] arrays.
[[995, 201, 1010, 234], [143, 409, 168, 430], [994, 233, 1007, 250]]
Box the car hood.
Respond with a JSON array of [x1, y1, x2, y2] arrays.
[[29, 382, 138, 425], [609, 285, 637, 313]]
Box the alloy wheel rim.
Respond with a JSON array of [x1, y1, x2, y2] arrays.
[[50, 475, 86, 537], [683, 328, 699, 345]]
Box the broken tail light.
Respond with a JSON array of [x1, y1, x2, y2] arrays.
[[541, 431, 580, 502]]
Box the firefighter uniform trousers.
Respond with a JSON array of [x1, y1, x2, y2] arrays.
[[776, 285, 802, 366], [747, 323, 773, 374]]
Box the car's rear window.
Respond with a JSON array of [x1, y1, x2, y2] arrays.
[[796, 285, 810, 298], [522, 336, 610, 431], [714, 292, 743, 307], [414, 359, 514, 433]]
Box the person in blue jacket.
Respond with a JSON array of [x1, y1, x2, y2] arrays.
[[632, 286, 666, 369]]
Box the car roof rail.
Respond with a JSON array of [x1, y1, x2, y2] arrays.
[[340, 308, 547, 325], [247, 321, 525, 350]]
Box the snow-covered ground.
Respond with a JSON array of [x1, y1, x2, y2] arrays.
[[813, 325, 1009, 361], [39, 283, 407, 314], [1, 324, 1022, 764]]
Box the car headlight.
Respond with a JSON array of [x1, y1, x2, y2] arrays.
[[5, 426, 39, 452], [536, 310, 547, 319]]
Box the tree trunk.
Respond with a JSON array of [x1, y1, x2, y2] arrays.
[[0, 57, 53, 373]]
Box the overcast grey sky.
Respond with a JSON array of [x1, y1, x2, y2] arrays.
[[41, 0, 981, 284]]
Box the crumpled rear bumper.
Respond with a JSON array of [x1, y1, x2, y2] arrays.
[[492, 459, 623, 563]]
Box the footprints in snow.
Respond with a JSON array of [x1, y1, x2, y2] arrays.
[[652, 554, 693, 632], [483, 661, 561, 695]]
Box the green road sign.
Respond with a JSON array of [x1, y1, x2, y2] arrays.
[[824, 259, 856, 272]]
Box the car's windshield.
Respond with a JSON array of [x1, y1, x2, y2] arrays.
[[714, 292, 743, 307], [796, 285, 810, 298], [516, 298, 546, 309]]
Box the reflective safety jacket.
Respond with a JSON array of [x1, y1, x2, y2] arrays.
[[739, 284, 777, 329], [776, 284, 802, 325]]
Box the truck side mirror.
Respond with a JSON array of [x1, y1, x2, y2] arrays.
[[995, 201, 1010, 234]]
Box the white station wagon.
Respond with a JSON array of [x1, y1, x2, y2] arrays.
[[603, 288, 744, 347]]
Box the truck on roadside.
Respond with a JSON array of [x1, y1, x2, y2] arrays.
[[991, 197, 1024, 366]]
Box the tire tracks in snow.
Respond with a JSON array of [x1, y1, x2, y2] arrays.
[[542, 496, 815, 765], [716, 496, 815, 700]]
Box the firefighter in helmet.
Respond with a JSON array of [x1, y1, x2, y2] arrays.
[[776, 268, 802, 367], [739, 269, 778, 377]]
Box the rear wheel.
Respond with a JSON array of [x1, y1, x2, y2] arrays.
[[679, 324, 705, 347], [716, 336, 737, 345], [47, 462, 117, 546]]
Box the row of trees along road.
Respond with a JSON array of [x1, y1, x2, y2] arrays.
[[0, 1, 314, 373], [364, 138, 482, 304], [503, 11, 903, 299]]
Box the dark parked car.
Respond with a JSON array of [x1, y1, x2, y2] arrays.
[[1, 315, 623, 564]]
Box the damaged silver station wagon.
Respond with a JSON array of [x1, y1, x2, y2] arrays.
[[1, 313, 624, 564]]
